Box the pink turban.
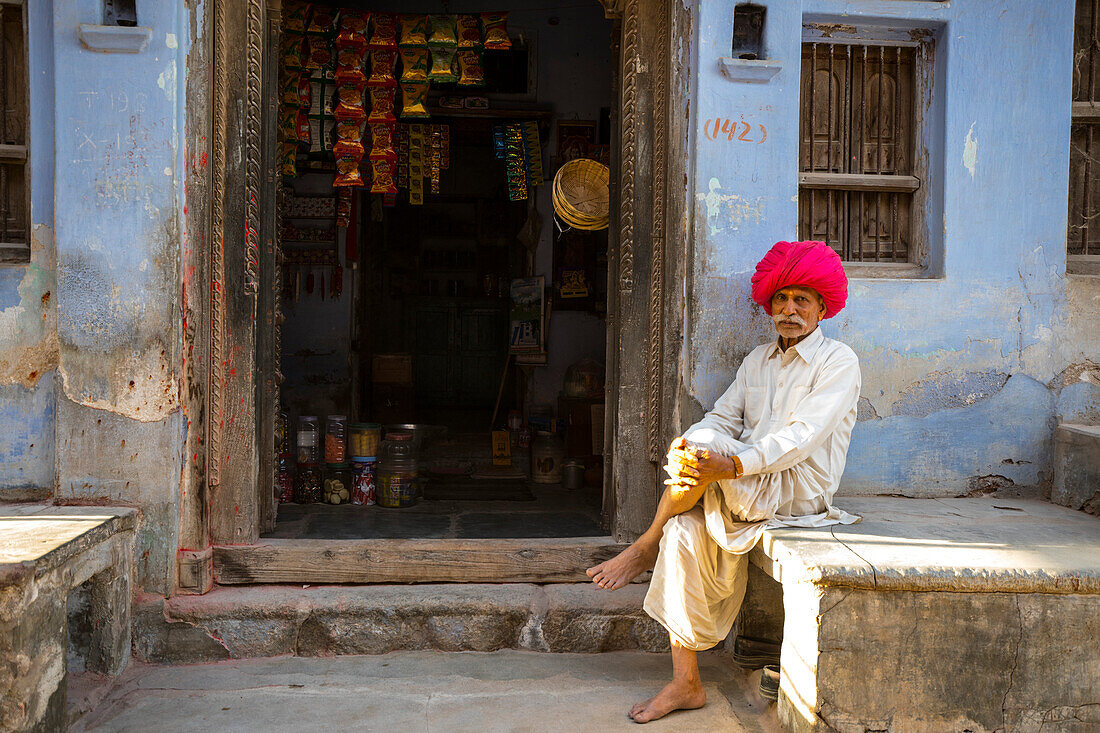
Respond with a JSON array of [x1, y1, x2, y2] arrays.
[[750, 240, 848, 319]]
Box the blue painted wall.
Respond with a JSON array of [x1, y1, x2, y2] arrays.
[[685, 0, 1100, 496]]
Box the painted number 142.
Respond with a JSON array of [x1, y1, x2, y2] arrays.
[[704, 117, 767, 144]]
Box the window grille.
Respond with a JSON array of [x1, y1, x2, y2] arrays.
[[798, 42, 919, 263], [0, 0, 27, 263], [1070, 0, 1100, 257]]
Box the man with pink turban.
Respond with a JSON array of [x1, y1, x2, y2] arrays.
[[587, 240, 862, 723]]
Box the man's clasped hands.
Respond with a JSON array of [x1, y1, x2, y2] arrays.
[[662, 437, 742, 497]]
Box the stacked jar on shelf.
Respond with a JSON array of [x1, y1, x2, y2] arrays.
[[350, 422, 381, 505], [295, 415, 322, 503], [322, 415, 351, 504]]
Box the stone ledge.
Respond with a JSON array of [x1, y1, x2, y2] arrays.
[[133, 583, 668, 663], [751, 497, 1100, 594], [0, 504, 138, 581]]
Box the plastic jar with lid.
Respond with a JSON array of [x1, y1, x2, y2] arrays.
[[297, 416, 319, 464], [325, 415, 347, 464], [531, 431, 564, 484], [322, 463, 352, 504], [377, 431, 418, 507], [349, 422, 381, 459]]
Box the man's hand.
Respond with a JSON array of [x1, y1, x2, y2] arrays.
[[663, 436, 740, 490]]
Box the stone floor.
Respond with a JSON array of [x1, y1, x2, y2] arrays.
[[71, 650, 781, 732], [265, 482, 605, 539]]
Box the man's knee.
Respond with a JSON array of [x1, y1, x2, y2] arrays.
[[661, 510, 707, 551]]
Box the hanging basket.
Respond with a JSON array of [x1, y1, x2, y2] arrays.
[[552, 158, 610, 231]]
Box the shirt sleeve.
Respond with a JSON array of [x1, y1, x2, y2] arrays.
[[735, 349, 861, 477], [678, 359, 749, 457]]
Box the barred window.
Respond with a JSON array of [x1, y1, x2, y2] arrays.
[[1070, 0, 1100, 261], [798, 41, 920, 264], [0, 0, 27, 263]]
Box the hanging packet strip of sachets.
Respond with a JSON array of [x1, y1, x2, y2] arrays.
[[481, 12, 512, 50]]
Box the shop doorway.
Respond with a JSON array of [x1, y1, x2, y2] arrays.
[[268, 2, 614, 541], [186, 0, 685, 588]]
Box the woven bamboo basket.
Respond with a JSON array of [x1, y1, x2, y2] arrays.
[[552, 158, 610, 231]]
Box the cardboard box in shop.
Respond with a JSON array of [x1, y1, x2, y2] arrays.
[[373, 353, 413, 384]]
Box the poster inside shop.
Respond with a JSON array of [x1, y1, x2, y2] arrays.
[[508, 276, 545, 355]]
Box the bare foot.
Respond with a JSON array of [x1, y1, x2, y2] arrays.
[[628, 679, 706, 723], [586, 540, 658, 590]]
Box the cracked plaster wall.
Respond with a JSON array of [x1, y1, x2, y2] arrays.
[[683, 1, 1098, 496], [45, 0, 190, 596]]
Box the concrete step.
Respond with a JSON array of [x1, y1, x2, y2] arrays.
[[1053, 423, 1100, 515], [73, 650, 780, 732], [133, 583, 668, 664]]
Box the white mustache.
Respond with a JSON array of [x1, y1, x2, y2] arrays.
[[772, 313, 807, 327]]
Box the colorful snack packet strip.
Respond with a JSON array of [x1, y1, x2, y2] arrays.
[[400, 48, 429, 83], [398, 15, 428, 47], [457, 50, 484, 86], [367, 85, 397, 123], [481, 12, 512, 50], [368, 49, 397, 87], [400, 83, 431, 119], [369, 13, 398, 49], [428, 47, 457, 83], [428, 15, 458, 47], [457, 15, 482, 47]]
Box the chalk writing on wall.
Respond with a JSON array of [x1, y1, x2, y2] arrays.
[[703, 117, 766, 144]]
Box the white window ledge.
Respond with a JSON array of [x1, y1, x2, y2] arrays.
[[1067, 255, 1100, 276], [78, 24, 152, 54], [844, 262, 931, 279]]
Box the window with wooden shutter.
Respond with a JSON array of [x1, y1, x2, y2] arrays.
[[798, 40, 921, 264], [0, 0, 26, 263], [1070, 0, 1100, 271]]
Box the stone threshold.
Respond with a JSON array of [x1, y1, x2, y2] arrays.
[[133, 583, 669, 664]]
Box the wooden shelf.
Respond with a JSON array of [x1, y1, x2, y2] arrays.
[[428, 106, 552, 120]]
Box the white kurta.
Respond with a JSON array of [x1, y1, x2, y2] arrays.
[[644, 326, 862, 650]]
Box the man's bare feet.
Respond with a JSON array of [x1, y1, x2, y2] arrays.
[[586, 540, 658, 590], [628, 679, 706, 723]]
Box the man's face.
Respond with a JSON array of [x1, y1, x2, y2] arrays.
[[770, 285, 826, 341]]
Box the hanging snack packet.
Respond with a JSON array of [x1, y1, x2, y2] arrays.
[[428, 47, 458, 83], [337, 38, 368, 67], [339, 10, 369, 35], [481, 12, 512, 51], [281, 72, 302, 107], [307, 6, 335, 33], [368, 49, 397, 87], [284, 0, 309, 32], [282, 34, 305, 69], [428, 15, 458, 47], [400, 48, 429, 83], [280, 108, 298, 142], [336, 77, 366, 109], [367, 85, 397, 123], [304, 35, 332, 70], [369, 123, 396, 159], [369, 14, 398, 49], [371, 158, 398, 194], [297, 74, 312, 109], [398, 15, 428, 47], [279, 142, 297, 177], [337, 119, 364, 142], [335, 66, 367, 88], [400, 83, 430, 119], [334, 140, 366, 187], [457, 15, 482, 47], [456, 50, 485, 86], [295, 109, 312, 147]]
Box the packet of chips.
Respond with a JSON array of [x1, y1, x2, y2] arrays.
[[337, 120, 364, 141], [334, 139, 365, 186], [367, 85, 397, 123], [281, 72, 302, 107], [284, 0, 309, 32], [400, 48, 429, 83], [295, 110, 311, 147], [339, 10, 369, 34], [457, 50, 484, 86], [369, 123, 396, 159], [369, 14, 398, 49], [457, 15, 482, 47], [297, 75, 312, 108], [428, 15, 457, 47], [335, 66, 367, 87], [371, 158, 398, 194], [398, 15, 428, 47], [400, 83, 430, 119], [280, 109, 298, 142], [336, 79, 365, 109], [337, 38, 367, 67], [368, 50, 397, 87], [279, 142, 298, 176], [304, 35, 332, 70], [308, 6, 336, 32], [481, 12, 512, 51], [282, 34, 305, 69], [428, 47, 457, 83]]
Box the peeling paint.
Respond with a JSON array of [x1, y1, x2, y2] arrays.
[[698, 179, 764, 237], [963, 122, 978, 178], [0, 225, 59, 388]]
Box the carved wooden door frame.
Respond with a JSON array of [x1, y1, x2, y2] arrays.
[[178, 0, 691, 591]]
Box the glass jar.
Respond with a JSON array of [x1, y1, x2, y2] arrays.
[[351, 457, 377, 505], [349, 422, 382, 459], [297, 416, 319, 464], [377, 432, 418, 508], [276, 455, 295, 504], [325, 415, 348, 464], [276, 411, 290, 456], [295, 463, 322, 504], [322, 463, 352, 505]]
